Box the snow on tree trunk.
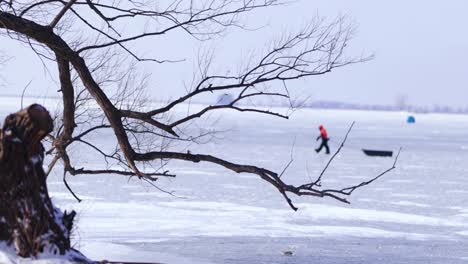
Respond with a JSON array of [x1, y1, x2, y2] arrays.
[[0, 104, 80, 259]]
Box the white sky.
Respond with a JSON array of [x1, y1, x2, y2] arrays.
[[1, 0, 467, 108]]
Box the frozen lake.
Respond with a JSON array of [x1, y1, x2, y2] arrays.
[[3, 98, 468, 263]]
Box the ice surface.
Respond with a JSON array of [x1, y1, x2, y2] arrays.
[[0, 98, 467, 263]]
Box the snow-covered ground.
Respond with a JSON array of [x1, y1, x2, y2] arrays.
[[2, 98, 468, 263]]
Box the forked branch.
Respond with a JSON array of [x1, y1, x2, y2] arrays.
[[132, 125, 400, 210]]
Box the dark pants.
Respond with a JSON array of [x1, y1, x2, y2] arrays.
[[316, 138, 330, 154]]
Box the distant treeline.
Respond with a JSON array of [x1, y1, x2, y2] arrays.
[[297, 101, 467, 114], [218, 96, 467, 115]]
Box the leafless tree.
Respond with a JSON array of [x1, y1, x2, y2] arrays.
[[0, 0, 394, 259], [395, 93, 409, 111]]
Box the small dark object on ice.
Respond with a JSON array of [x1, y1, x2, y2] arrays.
[[362, 149, 393, 157], [282, 250, 294, 256]]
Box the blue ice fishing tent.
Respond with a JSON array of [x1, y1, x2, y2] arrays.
[[407, 115, 416, 124]]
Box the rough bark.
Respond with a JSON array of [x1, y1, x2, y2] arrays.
[[0, 104, 82, 259]]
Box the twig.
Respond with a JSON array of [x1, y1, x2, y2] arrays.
[[339, 147, 402, 195], [142, 177, 185, 199], [63, 170, 82, 203], [279, 137, 295, 178], [20, 79, 32, 109]]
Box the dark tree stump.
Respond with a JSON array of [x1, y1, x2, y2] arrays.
[[0, 104, 85, 260]]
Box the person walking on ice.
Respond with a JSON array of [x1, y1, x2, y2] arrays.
[[315, 125, 330, 154]]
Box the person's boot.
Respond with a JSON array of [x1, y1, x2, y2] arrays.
[[315, 149, 319, 153]]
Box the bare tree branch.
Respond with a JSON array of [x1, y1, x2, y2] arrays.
[[0, 1, 384, 214], [49, 0, 76, 29]]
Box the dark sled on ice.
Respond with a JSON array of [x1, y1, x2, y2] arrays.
[[362, 149, 393, 157]]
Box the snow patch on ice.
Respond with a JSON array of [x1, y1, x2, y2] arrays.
[[0, 242, 89, 264], [50, 192, 101, 201], [386, 179, 414, 184], [439, 180, 459, 185], [446, 189, 468, 194], [158, 201, 268, 212], [130, 192, 170, 198], [295, 203, 461, 227], [219, 183, 252, 190], [121, 185, 139, 189], [372, 187, 392, 191], [260, 224, 438, 241], [337, 175, 367, 180], [79, 241, 212, 264], [390, 193, 430, 199], [455, 230, 468, 237], [178, 170, 217, 176], [62, 199, 464, 244], [390, 201, 431, 208], [357, 198, 378, 203]]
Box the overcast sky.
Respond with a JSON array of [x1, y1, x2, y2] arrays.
[[1, 0, 467, 108]]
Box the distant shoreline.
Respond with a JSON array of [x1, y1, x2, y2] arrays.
[[1, 94, 465, 115]]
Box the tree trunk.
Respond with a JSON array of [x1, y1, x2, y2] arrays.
[[0, 104, 84, 260]]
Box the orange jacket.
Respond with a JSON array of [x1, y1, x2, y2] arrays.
[[319, 125, 328, 140]]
